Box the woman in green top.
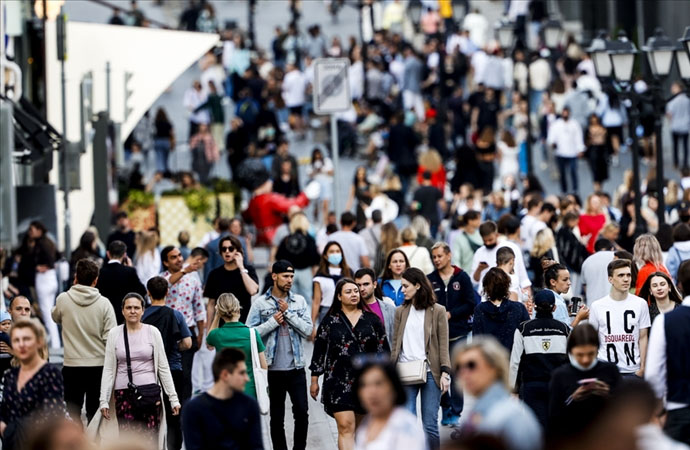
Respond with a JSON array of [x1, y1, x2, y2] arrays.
[[206, 293, 267, 398]]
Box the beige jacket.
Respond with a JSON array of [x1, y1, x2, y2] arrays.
[[391, 303, 451, 388], [87, 324, 180, 450]]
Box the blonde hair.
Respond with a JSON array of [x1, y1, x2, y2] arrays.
[[216, 293, 242, 320], [666, 180, 680, 206], [453, 335, 510, 390], [410, 216, 431, 239], [633, 233, 664, 266], [135, 230, 159, 259], [530, 228, 555, 257], [10, 319, 49, 365], [585, 193, 602, 215], [400, 226, 418, 244], [289, 212, 310, 234], [418, 149, 442, 173]]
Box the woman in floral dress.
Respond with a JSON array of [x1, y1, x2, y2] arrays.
[[310, 278, 390, 450]]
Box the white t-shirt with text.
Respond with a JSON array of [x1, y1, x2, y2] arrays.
[[589, 294, 651, 373]]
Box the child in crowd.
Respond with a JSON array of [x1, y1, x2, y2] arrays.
[[0, 311, 12, 374]]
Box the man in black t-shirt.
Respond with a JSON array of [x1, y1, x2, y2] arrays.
[[203, 235, 259, 324], [106, 212, 137, 259], [412, 171, 445, 238]]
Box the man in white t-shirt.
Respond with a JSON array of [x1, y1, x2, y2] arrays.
[[589, 259, 651, 376], [471, 221, 531, 294], [328, 212, 370, 271], [581, 239, 616, 306], [282, 62, 308, 134]]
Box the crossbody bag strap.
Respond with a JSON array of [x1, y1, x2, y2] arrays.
[[123, 326, 134, 387]]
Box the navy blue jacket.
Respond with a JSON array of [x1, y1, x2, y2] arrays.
[[665, 306, 690, 404], [472, 300, 530, 351], [427, 266, 476, 339]]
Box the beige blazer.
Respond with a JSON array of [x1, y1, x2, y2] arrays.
[[391, 302, 451, 388], [87, 324, 180, 450]]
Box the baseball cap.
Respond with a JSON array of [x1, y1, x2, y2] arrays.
[[533, 290, 556, 309], [272, 260, 295, 275]]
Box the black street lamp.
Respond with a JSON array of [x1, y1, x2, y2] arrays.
[[589, 31, 645, 235], [543, 18, 563, 51], [643, 28, 676, 226]]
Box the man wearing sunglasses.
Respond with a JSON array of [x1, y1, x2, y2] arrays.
[[204, 235, 259, 325]]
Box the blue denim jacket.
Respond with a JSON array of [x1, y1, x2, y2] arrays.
[[246, 289, 313, 368]]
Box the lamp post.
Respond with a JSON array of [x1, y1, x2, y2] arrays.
[[601, 32, 645, 235], [543, 18, 563, 52], [643, 28, 676, 226]]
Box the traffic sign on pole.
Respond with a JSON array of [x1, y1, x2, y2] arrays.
[[312, 58, 351, 222]]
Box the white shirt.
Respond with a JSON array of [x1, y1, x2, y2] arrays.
[[529, 58, 551, 91], [313, 267, 342, 309], [135, 250, 161, 285], [589, 293, 651, 374], [471, 239, 531, 290], [400, 307, 426, 363], [355, 407, 427, 450], [463, 12, 489, 48], [282, 69, 307, 107], [581, 251, 615, 306], [666, 93, 690, 133], [520, 215, 537, 252], [399, 245, 434, 276], [547, 118, 585, 158], [645, 298, 690, 411], [183, 88, 209, 124]]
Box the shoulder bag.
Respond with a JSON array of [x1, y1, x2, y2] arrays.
[[249, 328, 270, 415], [123, 325, 161, 408], [395, 308, 428, 385]]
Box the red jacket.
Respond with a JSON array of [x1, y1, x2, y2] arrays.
[[416, 166, 446, 192], [243, 192, 309, 246]]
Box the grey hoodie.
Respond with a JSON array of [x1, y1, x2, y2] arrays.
[[52, 284, 117, 366]]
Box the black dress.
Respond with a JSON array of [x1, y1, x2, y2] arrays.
[[309, 311, 390, 416], [0, 364, 65, 450]]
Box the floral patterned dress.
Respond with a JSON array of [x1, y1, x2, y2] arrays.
[[0, 363, 65, 450], [309, 310, 390, 416]]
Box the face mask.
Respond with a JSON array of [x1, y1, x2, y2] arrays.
[[569, 353, 598, 371], [327, 254, 342, 265], [485, 243, 497, 250]]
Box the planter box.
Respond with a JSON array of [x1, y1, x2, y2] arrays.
[[158, 196, 217, 246]]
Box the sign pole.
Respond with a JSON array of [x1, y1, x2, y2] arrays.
[[330, 115, 340, 221]]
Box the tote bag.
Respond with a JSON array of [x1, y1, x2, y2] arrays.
[[249, 328, 270, 415]]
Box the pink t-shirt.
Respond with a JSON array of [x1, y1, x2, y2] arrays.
[[115, 325, 156, 390], [368, 301, 385, 326]]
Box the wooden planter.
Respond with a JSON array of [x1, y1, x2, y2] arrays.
[[157, 196, 217, 246]]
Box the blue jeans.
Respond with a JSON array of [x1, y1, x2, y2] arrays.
[[556, 156, 578, 193], [405, 371, 441, 450], [441, 338, 466, 418], [154, 138, 171, 172]]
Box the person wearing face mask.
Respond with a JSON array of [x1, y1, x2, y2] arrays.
[[470, 221, 531, 296], [379, 249, 410, 306], [310, 278, 390, 450], [311, 242, 353, 340], [548, 324, 622, 441]]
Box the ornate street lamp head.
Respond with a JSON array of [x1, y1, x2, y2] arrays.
[[608, 31, 638, 84], [642, 27, 675, 79], [495, 18, 515, 51], [586, 30, 612, 79], [543, 18, 563, 50]]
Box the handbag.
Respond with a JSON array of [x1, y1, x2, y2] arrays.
[[249, 328, 269, 415], [123, 325, 161, 408], [396, 359, 428, 385]]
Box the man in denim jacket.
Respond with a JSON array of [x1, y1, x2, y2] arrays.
[[246, 260, 313, 450]]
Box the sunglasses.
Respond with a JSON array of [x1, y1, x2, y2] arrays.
[[456, 360, 478, 373], [221, 246, 235, 253]]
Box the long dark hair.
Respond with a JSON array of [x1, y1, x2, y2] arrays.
[[401, 268, 436, 310], [327, 278, 370, 316], [638, 271, 683, 307], [317, 241, 353, 278], [379, 249, 410, 280]]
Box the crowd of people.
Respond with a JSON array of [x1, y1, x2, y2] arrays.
[[1, 0, 690, 449]]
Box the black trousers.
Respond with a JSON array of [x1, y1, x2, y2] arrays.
[[180, 328, 198, 405], [163, 370, 185, 450], [666, 406, 690, 446], [268, 368, 309, 450], [63, 366, 103, 424]]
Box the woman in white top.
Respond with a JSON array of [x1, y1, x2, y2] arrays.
[[391, 268, 451, 450], [497, 129, 520, 184], [88, 293, 180, 450], [306, 147, 334, 225], [311, 241, 353, 340], [398, 227, 434, 275], [353, 360, 426, 450], [134, 230, 161, 285]]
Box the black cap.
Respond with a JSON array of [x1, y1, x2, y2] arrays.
[[272, 260, 295, 274], [534, 290, 556, 309]]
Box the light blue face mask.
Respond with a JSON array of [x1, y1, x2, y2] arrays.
[[569, 353, 598, 371], [327, 253, 342, 265]]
